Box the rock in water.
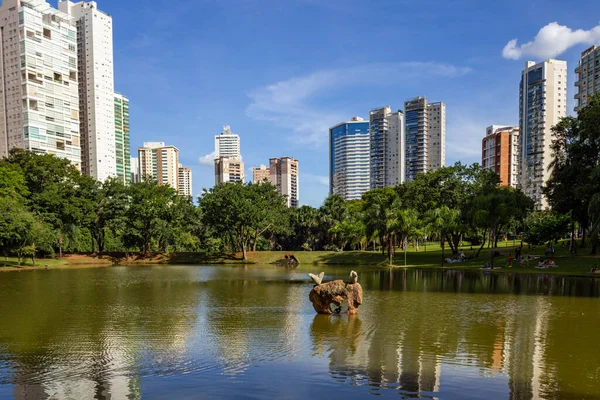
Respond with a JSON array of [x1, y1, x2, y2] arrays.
[[309, 280, 363, 315]]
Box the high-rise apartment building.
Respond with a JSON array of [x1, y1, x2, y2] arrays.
[[214, 156, 244, 185], [215, 125, 240, 158], [138, 142, 179, 189], [177, 164, 192, 197], [59, 0, 116, 182], [482, 125, 520, 187], [114, 93, 130, 184], [329, 117, 371, 200], [0, 0, 81, 167], [427, 101, 446, 171], [519, 59, 567, 209], [253, 164, 270, 183], [404, 97, 446, 182], [369, 107, 404, 189], [574, 45, 600, 112], [130, 157, 140, 183], [270, 157, 299, 208]]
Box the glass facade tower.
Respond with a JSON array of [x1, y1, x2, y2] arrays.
[[329, 117, 370, 200], [114, 93, 130, 185]]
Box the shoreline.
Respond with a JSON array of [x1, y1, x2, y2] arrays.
[[1, 251, 599, 278]]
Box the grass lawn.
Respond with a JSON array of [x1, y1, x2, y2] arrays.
[[0, 257, 68, 271], [2, 240, 598, 277]]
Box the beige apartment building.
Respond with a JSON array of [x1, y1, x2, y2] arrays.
[[0, 0, 82, 168], [177, 164, 192, 197], [215, 156, 244, 185], [253, 164, 270, 183], [138, 142, 179, 189], [269, 157, 299, 208]]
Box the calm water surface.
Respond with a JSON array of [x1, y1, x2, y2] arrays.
[[1, 265, 600, 399]]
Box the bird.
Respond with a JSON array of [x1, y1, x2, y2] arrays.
[[308, 272, 325, 285], [349, 271, 358, 284]]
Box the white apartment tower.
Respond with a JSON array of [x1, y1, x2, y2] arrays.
[[215, 125, 240, 158], [574, 45, 600, 112], [58, 0, 116, 182], [369, 106, 405, 189], [519, 59, 567, 209], [404, 97, 446, 182], [138, 142, 179, 189], [0, 0, 81, 167], [130, 156, 140, 183], [177, 164, 192, 197], [270, 157, 299, 208]]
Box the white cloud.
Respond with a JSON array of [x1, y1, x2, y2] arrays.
[[198, 151, 216, 167], [502, 22, 600, 60], [246, 62, 472, 146]]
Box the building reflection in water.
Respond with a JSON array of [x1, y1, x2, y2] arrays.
[[2, 266, 600, 399], [307, 268, 600, 399], [3, 267, 200, 400]]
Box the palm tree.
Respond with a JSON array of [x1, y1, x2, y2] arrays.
[[427, 206, 460, 267], [394, 208, 419, 266], [363, 188, 398, 265]]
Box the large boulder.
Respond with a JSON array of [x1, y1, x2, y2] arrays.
[[308, 271, 363, 315]]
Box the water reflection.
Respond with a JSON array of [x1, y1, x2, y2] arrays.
[[360, 267, 600, 297], [0, 266, 599, 399]]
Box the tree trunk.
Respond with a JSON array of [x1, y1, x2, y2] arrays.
[[490, 228, 496, 269], [476, 229, 488, 257], [570, 220, 576, 253], [441, 233, 445, 268], [242, 241, 248, 263], [388, 235, 393, 266], [404, 237, 408, 266]]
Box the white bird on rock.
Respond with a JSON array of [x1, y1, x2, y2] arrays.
[[350, 271, 358, 284], [308, 272, 325, 285]]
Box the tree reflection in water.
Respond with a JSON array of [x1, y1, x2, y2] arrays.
[[0, 266, 599, 399]]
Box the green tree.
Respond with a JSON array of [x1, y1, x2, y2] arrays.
[[319, 195, 349, 249], [402, 163, 499, 255], [524, 211, 570, 248], [199, 182, 287, 261], [426, 206, 460, 267], [122, 178, 181, 255], [473, 186, 533, 258], [394, 208, 419, 266], [362, 188, 399, 265], [0, 197, 53, 265], [0, 165, 28, 198]]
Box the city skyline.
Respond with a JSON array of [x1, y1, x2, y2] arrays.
[[2, 0, 600, 206]]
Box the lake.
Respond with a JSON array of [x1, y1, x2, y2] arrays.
[[0, 265, 599, 399]]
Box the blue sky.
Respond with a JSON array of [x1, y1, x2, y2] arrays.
[[90, 0, 600, 206]]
